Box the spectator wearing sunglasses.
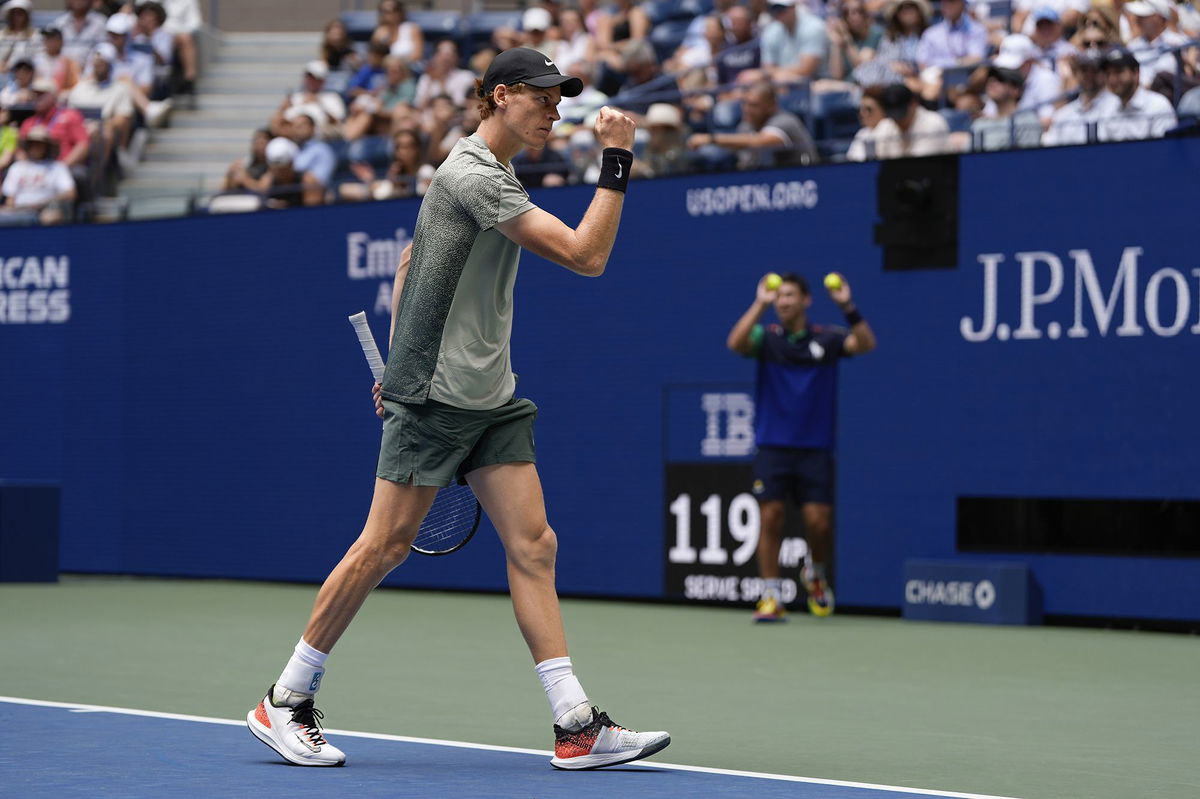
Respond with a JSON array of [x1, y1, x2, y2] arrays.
[[1044, 50, 1118, 145]]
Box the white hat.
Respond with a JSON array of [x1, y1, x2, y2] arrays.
[[1126, 0, 1172, 17], [522, 7, 552, 31], [93, 42, 118, 63], [768, 0, 798, 7], [2, 0, 32, 13], [304, 59, 329, 80], [265, 136, 298, 165], [106, 12, 135, 35], [993, 33, 1038, 69], [644, 102, 683, 128], [284, 103, 324, 127], [30, 77, 56, 93]]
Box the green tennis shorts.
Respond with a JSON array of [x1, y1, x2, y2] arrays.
[[377, 396, 538, 487]]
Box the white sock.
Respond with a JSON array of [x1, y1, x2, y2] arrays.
[[275, 637, 328, 702], [535, 657, 591, 732], [764, 578, 782, 600]]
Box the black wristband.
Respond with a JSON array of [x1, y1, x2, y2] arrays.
[[596, 147, 633, 193], [842, 303, 864, 327]]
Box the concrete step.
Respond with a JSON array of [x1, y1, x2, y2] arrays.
[[190, 93, 293, 109], [125, 159, 232, 177], [143, 142, 243, 161], [148, 128, 251, 144], [170, 116, 267, 131], [204, 64, 308, 81]]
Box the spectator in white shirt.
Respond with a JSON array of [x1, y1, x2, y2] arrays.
[[1044, 50, 1119, 145], [68, 43, 135, 159], [0, 125, 75, 225], [1096, 45, 1177, 141], [990, 33, 1062, 125], [871, 81, 951, 157], [1125, 0, 1191, 87], [272, 61, 347, 139], [971, 65, 1043, 149], [53, 0, 109, 65], [846, 84, 886, 160], [915, 0, 988, 71], [413, 40, 476, 111], [0, 0, 41, 72], [160, 0, 203, 94]]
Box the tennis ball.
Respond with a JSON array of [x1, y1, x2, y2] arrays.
[[764, 273, 782, 291], [824, 272, 843, 291]]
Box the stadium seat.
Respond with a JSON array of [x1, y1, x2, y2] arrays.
[[938, 108, 972, 133], [678, 0, 715, 18], [324, 70, 352, 96], [31, 11, 58, 29], [778, 83, 812, 123], [644, 0, 685, 24], [340, 11, 377, 42], [462, 11, 523, 56], [812, 90, 860, 140], [409, 10, 463, 42], [649, 19, 692, 62], [347, 136, 393, 170]]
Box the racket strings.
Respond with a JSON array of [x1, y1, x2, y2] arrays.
[[414, 483, 479, 553]]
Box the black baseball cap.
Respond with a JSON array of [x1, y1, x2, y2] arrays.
[[1100, 46, 1139, 71], [481, 47, 583, 97], [881, 83, 915, 120]]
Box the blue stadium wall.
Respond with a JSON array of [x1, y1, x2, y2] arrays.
[[3, 137, 1198, 622]]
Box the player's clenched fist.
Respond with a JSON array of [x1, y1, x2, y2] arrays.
[[594, 106, 636, 151]]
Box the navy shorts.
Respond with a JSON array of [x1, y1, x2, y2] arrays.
[[752, 446, 835, 505]]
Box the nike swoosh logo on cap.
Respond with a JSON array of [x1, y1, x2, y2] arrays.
[[544, 59, 554, 66]]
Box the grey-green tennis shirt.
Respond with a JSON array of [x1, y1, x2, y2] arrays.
[[380, 134, 537, 410]]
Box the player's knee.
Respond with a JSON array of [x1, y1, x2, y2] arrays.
[[352, 523, 418, 570], [507, 524, 558, 574]]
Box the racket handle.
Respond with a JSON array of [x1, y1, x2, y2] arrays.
[[348, 311, 386, 383]]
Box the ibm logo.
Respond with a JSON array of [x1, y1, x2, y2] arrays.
[[700, 393, 754, 457]]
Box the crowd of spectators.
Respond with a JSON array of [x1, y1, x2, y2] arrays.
[[0, 0, 201, 224], [216, 0, 1198, 208]]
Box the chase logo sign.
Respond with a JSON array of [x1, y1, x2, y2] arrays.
[[903, 560, 1040, 625]]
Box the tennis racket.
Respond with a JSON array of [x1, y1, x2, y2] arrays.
[[348, 311, 482, 556]]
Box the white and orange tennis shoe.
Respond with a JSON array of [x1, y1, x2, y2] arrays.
[[247, 684, 346, 767], [550, 707, 670, 770]]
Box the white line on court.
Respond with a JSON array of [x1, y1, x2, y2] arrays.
[[2, 695, 1022, 799]]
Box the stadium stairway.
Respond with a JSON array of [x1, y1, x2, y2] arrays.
[[118, 31, 318, 220]]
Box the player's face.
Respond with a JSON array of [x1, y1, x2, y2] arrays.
[[506, 86, 562, 149], [773, 282, 810, 323]]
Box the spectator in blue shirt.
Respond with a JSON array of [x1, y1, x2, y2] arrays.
[[760, 0, 829, 81], [915, 0, 988, 71], [346, 41, 391, 99], [285, 104, 335, 201]]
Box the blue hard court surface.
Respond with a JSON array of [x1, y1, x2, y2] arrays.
[[1, 699, 1014, 799]]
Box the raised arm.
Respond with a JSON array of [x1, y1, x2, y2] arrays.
[[827, 274, 876, 355], [495, 106, 635, 277], [727, 276, 777, 355]]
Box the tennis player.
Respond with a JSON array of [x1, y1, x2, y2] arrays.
[[247, 47, 670, 770]]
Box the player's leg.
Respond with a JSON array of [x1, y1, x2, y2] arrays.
[[752, 446, 792, 621], [466, 460, 671, 770], [247, 477, 437, 766], [798, 448, 836, 616], [302, 477, 438, 651]]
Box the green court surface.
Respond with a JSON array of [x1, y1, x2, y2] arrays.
[[2, 576, 1196, 799]]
